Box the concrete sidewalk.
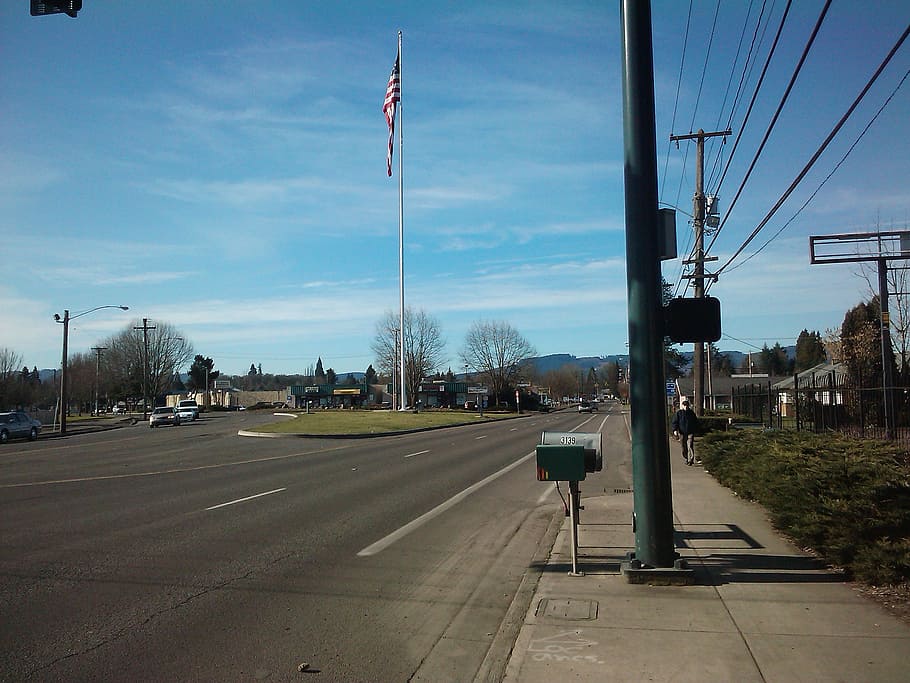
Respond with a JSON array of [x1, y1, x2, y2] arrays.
[[500, 444, 910, 682]]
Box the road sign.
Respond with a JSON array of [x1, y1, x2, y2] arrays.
[[467, 386, 488, 395], [666, 382, 675, 396]]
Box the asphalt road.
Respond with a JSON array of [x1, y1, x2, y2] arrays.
[[0, 404, 632, 682]]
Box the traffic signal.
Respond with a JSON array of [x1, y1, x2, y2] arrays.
[[30, 1, 81, 18]]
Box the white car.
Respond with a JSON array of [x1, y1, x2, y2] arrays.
[[149, 406, 181, 428], [176, 399, 199, 422]]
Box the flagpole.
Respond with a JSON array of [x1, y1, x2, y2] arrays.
[[397, 30, 407, 411]]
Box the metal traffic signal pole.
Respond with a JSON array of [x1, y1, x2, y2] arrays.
[[619, 0, 676, 570]]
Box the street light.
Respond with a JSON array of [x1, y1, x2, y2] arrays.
[[54, 305, 129, 435]]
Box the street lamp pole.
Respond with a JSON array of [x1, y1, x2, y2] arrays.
[[58, 310, 69, 434], [54, 305, 129, 435]]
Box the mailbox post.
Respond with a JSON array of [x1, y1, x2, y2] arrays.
[[537, 431, 603, 576]]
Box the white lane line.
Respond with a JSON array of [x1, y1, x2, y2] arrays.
[[537, 484, 555, 505], [205, 488, 286, 511], [404, 449, 430, 459], [510, 428, 518, 432], [475, 435, 488, 440], [357, 451, 536, 557]]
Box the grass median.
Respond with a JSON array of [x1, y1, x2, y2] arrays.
[[249, 409, 516, 435]]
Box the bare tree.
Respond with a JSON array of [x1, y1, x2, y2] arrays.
[[371, 307, 446, 404], [460, 320, 536, 406], [0, 347, 24, 409], [101, 320, 194, 404]]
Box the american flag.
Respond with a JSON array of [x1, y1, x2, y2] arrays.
[[383, 51, 401, 177]]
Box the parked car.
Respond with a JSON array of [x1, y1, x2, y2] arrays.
[[149, 406, 181, 428], [176, 399, 199, 421], [0, 411, 41, 443], [112, 404, 127, 414]]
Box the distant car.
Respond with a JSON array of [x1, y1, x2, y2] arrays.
[[112, 405, 127, 414], [578, 401, 593, 413], [176, 399, 199, 421], [149, 406, 181, 428], [0, 411, 41, 443]]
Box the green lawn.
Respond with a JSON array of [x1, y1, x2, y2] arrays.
[[249, 409, 516, 435]]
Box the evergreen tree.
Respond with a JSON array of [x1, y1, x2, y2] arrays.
[[795, 329, 828, 371], [364, 364, 378, 386], [315, 357, 326, 382], [249, 363, 257, 376], [326, 367, 337, 385]]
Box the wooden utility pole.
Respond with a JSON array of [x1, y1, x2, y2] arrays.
[[134, 318, 156, 418], [670, 128, 730, 415], [91, 346, 107, 416]]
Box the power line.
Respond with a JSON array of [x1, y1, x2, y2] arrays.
[[706, 0, 762, 190], [711, 0, 793, 199], [660, 0, 693, 205], [712, 24, 910, 280], [706, 0, 830, 256], [726, 67, 910, 273]]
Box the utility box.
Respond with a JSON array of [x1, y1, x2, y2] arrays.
[[540, 431, 603, 473], [536, 445, 586, 481]]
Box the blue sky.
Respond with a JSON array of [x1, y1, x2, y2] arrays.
[[2, 1, 908, 376]]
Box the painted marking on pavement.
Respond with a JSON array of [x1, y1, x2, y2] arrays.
[[1, 445, 352, 489], [475, 435, 488, 440], [403, 449, 430, 459], [357, 450, 536, 557], [527, 630, 605, 665], [206, 488, 286, 511], [536, 484, 555, 505]]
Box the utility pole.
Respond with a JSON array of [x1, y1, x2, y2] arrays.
[[810, 230, 906, 439], [670, 128, 730, 415], [91, 346, 107, 416], [134, 318, 156, 418]]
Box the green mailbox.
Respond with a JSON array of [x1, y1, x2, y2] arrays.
[[536, 444, 586, 482]]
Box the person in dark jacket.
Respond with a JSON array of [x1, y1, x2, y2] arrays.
[[672, 400, 700, 465]]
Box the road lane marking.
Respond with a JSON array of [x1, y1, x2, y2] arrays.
[[475, 435, 488, 439], [206, 488, 286, 511], [0, 445, 352, 489], [537, 484, 555, 505], [404, 450, 430, 459], [357, 450, 536, 557]]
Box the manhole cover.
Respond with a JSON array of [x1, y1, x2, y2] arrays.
[[536, 598, 598, 620]]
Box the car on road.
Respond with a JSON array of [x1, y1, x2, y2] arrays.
[[176, 399, 199, 421], [578, 400, 593, 413], [149, 406, 181, 428], [112, 404, 127, 414], [0, 411, 42, 443]]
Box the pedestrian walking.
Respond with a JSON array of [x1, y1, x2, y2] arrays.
[[672, 400, 700, 465]]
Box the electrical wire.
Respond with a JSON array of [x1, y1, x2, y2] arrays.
[[725, 67, 910, 273], [706, 0, 761, 190], [712, 24, 910, 280], [706, 0, 829, 257], [687, 0, 722, 134], [660, 0, 693, 205], [712, 0, 792, 201]]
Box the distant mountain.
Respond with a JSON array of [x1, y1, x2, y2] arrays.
[[530, 354, 628, 374]]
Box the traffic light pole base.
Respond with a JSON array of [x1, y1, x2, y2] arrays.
[[621, 552, 696, 585]]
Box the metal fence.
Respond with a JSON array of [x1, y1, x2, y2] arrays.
[[731, 372, 910, 445]]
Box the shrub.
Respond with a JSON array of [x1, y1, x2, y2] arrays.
[[699, 430, 910, 585]]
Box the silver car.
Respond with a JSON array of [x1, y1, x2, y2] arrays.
[[149, 406, 181, 428], [0, 411, 42, 443]]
